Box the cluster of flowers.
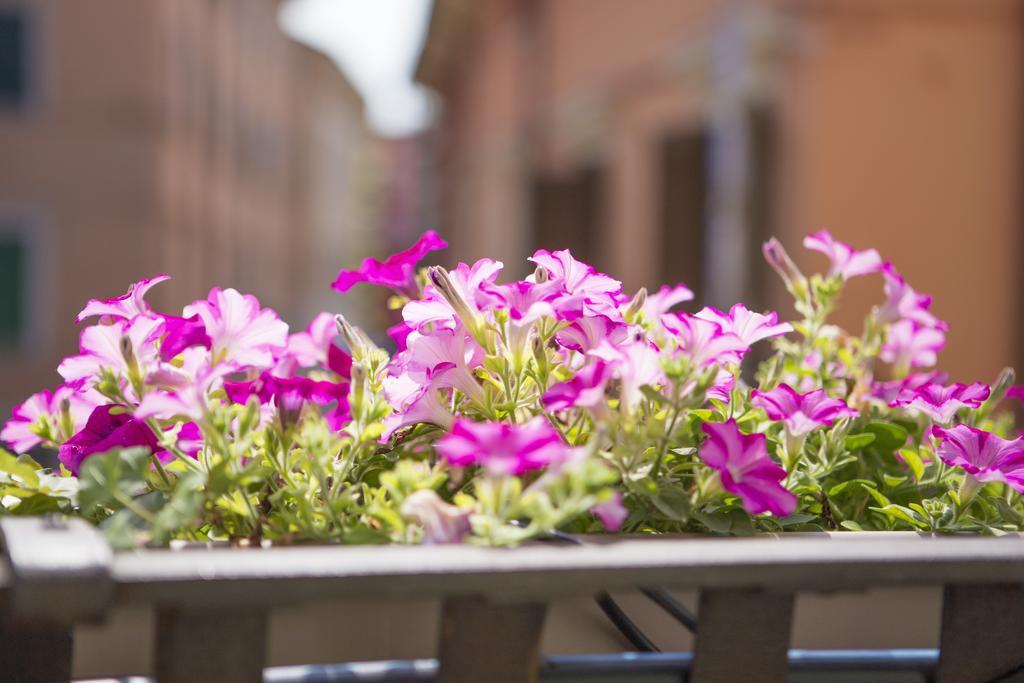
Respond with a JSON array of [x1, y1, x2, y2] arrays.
[[2, 227, 1023, 546]]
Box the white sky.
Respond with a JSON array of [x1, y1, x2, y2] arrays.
[[278, 0, 436, 138]]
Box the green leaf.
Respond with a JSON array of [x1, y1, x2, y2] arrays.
[[899, 448, 925, 482], [78, 447, 151, 516], [828, 479, 877, 497], [650, 487, 690, 522], [844, 433, 876, 451], [864, 421, 909, 452], [151, 472, 204, 544], [871, 504, 926, 529], [0, 449, 40, 488], [840, 520, 864, 531], [777, 513, 818, 527], [640, 385, 669, 407], [863, 485, 892, 508]]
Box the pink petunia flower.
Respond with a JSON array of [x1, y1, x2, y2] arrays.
[[554, 315, 630, 355], [878, 264, 944, 329], [331, 230, 448, 295], [528, 249, 622, 319], [661, 313, 747, 367], [402, 327, 486, 404], [891, 382, 990, 424], [881, 320, 945, 370], [589, 334, 666, 412], [223, 372, 350, 431], [931, 424, 1024, 494], [641, 284, 694, 320], [58, 405, 163, 475], [381, 370, 455, 440], [76, 275, 171, 323], [542, 361, 613, 413], [700, 419, 797, 516], [136, 347, 231, 422], [803, 230, 882, 280], [401, 489, 471, 544], [59, 316, 165, 391], [695, 304, 793, 347], [437, 417, 569, 476], [751, 383, 856, 437], [183, 288, 288, 369], [592, 490, 628, 531], [870, 370, 949, 404], [1, 385, 103, 453], [402, 258, 504, 331]]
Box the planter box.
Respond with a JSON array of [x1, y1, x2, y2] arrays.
[[1, 518, 1019, 682]]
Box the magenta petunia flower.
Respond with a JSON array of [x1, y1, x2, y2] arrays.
[[1, 385, 102, 453], [878, 264, 944, 328], [803, 230, 882, 280], [661, 313, 747, 367], [542, 361, 613, 413], [136, 348, 231, 422], [589, 334, 665, 411], [76, 275, 171, 323], [931, 424, 1024, 493], [402, 258, 503, 331], [331, 230, 448, 295], [382, 370, 455, 440], [700, 419, 797, 516], [528, 249, 622, 319], [642, 284, 694, 319], [223, 372, 350, 430], [437, 417, 569, 476], [401, 489, 471, 544], [695, 304, 793, 347], [183, 288, 288, 369], [871, 370, 949, 404], [881, 320, 945, 370], [58, 405, 162, 475], [592, 490, 628, 531], [402, 327, 486, 404], [891, 382, 990, 424], [751, 383, 856, 437], [481, 280, 556, 357], [159, 314, 212, 362], [59, 315, 165, 391], [554, 315, 630, 354]]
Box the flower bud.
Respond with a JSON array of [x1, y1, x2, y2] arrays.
[[429, 266, 486, 344], [763, 238, 806, 294], [349, 362, 367, 421], [623, 287, 648, 321], [335, 315, 376, 361], [533, 264, 549, 283], [119, 335, 135, 365]]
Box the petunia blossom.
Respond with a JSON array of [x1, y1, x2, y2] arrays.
[[1, 385, 103, 452], [554, 315, 630, 355], [58, 405, 162, 475], [437, 417, 569, 476], [382, 370, 455, 440], [401, 489, 471, 544], [881, 320, 945, 371], [803, 230, 882, 280], [589, 334, 665, 412], [591, 490, 628, 531], [59, 315, 165, 391], [931, 425, 1024, 494], [402, 258, 504, 331], [641, 284, 694, 320], [542, 361, 613, 414], [331, 230, 448, 295], [661, 313, 747, 367], [751, 383, 856, 437], [528, 249, 622, 319], [699, 419, 796, 516], [891, 382, 990, 424], [183, 288, 288, 369], [878, 264, 944, 329], [223, 372, 350, 430], [695, 304, 793, 347], [76, 275, 170, 323]]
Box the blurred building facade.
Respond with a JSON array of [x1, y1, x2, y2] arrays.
[[0, 0, 376, 415], [417, 0, 1023, 382]]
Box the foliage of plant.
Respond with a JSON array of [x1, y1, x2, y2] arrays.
[[3, 230, 1023, 547]]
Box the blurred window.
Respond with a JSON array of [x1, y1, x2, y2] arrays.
[[660, 130, 709, 299], [532, 165, 606, 269], [0, 234, 24, 345], [0, 10, 26, 106]]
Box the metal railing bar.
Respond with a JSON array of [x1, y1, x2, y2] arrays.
[[75, 650, 941, 683]]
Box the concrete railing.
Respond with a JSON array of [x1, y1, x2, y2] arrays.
[[1, 517, 1023, 682]]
